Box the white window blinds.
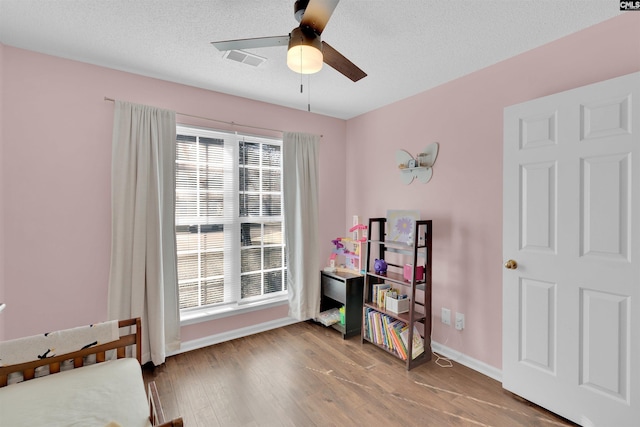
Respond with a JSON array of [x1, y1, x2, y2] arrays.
[[175, 126, 286, 313]]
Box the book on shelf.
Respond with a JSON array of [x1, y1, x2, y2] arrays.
[[372, 283, 391, 307], [367, 309, 382, 345], [363, 309, 370, 340], [382, 315, 393, 349], [400, 325, 425, 359], [373, 284, 406, 312], [373, 311, 382, 345], [388, 320, 407, 360], [380, 314, 388, 348], [378, 288, 387, 308], [364, 307, 412, 360]]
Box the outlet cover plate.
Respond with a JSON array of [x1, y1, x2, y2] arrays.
[[455, 312, 465, 330], [441, 307, 451, 326]]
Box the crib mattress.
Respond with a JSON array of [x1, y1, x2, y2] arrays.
[[0, 357, 151, 427]]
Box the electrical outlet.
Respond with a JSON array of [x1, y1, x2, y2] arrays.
[[441, 307, 451, 326], [455, 312, 465, 331]]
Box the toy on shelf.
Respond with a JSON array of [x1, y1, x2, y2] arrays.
[[374, 259, 388, 274], [326, 216, 368, 274], [323, 252, 338, 273], [330, 237, 359, 272], [331, 238, 344, 250], [349, 223, 368, 242]]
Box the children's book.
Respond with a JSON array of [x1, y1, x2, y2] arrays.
[[372, 283, 390, 307], [400, 325, 425, 359], [388, 320, 407, 360]]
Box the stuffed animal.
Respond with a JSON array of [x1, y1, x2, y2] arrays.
[[374, 259, 388, 274]]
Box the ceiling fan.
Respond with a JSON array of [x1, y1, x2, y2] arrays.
[[211, 0, 367, 82]]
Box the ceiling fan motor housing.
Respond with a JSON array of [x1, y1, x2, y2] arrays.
[[294, 0, 309, 22], [287, 26, 323, 74]]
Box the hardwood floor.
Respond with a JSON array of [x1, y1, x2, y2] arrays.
[[143, 321, 577, 427]]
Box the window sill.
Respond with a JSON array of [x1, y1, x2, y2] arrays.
[[180, 296, 289, 326]]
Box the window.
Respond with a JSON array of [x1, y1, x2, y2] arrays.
[[175, 126, 287, 316]]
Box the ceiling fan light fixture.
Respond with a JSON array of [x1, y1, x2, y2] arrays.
[[287, 27, 323, 74]]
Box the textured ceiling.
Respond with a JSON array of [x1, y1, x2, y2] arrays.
[[0, 0, 623, 119]]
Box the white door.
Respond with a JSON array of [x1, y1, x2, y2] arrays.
[[503, 71, 640, 426]]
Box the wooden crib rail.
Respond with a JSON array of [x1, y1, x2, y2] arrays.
[[0, 318, 141, 387]]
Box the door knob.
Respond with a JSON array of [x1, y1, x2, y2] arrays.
[[504, 259, 518, 270]]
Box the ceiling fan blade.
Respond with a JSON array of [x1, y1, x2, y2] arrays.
[[300, 0, 339, 35], [211, 35, 289, 52], [321, 41, 367, 82]]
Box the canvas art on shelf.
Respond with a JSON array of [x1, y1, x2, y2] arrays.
[[387, 210, 420, 244]]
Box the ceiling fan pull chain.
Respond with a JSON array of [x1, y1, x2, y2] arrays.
[[308, 74, 311, 112], [300, 45, 304, 94]]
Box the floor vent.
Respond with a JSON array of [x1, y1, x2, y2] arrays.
[[223, 50, 266, 67]]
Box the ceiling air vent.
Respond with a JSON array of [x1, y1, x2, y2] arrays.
[[223, 50, 266, 67]]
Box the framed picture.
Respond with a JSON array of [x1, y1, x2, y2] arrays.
[[387, 210, 420, 244]]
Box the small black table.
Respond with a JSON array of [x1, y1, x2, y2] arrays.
[[320, 270, 364, 339]]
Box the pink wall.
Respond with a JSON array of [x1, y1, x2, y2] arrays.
[[346, 13, 640, 369], [0, 45, 347, 340]]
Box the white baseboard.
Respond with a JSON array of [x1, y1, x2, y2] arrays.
[[172, 320, 503, 384], [431, 340, 502, 383], [170, 316, 299, 356]]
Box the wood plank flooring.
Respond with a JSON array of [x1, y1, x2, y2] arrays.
[[143, 321, 577, 427]]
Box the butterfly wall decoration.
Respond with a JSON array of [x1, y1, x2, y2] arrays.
[[395, 142, 439, 184]]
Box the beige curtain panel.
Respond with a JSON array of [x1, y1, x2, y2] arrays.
[[108, 100, 180, 365], [283, 131, 321, 321]]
